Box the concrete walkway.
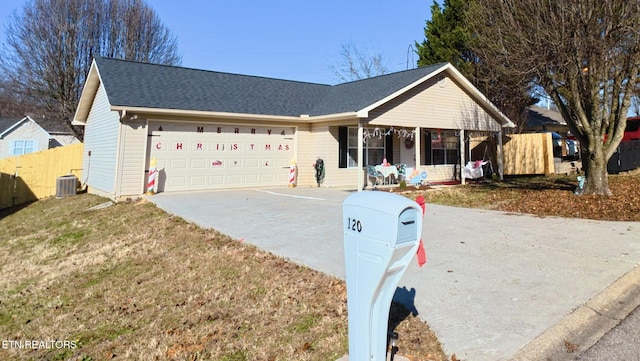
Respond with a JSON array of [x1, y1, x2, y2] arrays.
[[147, 187, 640, 361]]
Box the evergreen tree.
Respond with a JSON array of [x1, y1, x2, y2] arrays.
[[416, 0, 474, 78]]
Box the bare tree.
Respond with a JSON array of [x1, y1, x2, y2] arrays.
[[468, 0, 640, 196], [330, 41, 388, 82], [1, 0, 181, 140], [0, 77, 37, 117]]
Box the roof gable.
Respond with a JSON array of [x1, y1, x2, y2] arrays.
[[0, 116, 50, 138]]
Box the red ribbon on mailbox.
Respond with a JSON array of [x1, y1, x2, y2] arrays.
[[415, 195, 427, 267]]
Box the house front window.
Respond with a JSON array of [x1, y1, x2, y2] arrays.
[[347, 127, 386, 168], [427, 130, 459, 165], [12, 140, 37, 155]]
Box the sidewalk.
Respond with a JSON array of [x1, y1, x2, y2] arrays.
[[147, 187, 640, 360]]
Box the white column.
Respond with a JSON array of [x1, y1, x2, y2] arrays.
[[357, 123, 364, 192], [497, 130, 504, 181], [460, 130, 466, 185], [414, 127, 421, 169]]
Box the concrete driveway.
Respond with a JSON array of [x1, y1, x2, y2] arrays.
[[147, 186, 640, 361]]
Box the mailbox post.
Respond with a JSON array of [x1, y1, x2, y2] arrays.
[[342, 192, 422, 360]]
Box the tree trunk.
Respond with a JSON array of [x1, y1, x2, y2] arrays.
[[581, 151, 612, 196]]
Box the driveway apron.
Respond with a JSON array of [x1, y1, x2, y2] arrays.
[[148, 187, 640, 361]]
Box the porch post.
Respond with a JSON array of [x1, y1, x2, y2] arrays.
[[357, 122, 364, 192], [459, 130, 466, 185], [497, 129, 504, 181], [414, 127, 421, 169]]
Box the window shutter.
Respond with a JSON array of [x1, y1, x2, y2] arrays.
[[385, 130, 393, 164], [424, 132, 432, 165], [338, 127, 348, 168]]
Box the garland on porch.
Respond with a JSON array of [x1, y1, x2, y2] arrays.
[[362, 127, 416, 142]]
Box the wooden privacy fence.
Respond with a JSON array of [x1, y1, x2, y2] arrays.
[[470, 133, 554, 176], [0, 143, 84, 210]]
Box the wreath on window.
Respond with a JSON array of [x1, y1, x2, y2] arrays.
[[404, 137, 415, 149]]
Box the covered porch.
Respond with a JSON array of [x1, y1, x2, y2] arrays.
[[333, 123, 506, 191]]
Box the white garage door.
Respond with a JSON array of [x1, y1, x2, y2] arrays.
[[149, 122, 295, 192]]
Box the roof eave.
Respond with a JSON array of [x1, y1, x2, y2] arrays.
[[306, 112, 359, 123], [111, 106, 304, 122], [0, 117, 26, 137], [0, 116, 49, 138], [72, 60, 102, 125]]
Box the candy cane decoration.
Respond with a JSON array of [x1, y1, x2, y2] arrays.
[[288, 159, 298, 187], [147, 158, 157, 194]]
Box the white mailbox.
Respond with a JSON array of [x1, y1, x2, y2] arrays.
[[343, 191, 422, 361]]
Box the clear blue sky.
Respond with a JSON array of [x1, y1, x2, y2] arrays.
[[0, 0, 434, 85]]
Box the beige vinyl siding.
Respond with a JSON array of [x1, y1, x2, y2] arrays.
[[116, 119, 148, 199], [82, 83, 120, 198], [295, 123, 315, 187], [326, 126, 359, 188], [368, 73, 501, 132], [297, 123, 360, 188]]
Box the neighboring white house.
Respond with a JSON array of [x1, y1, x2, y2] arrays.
[[0, 116, 80, 159], [73, 57, 514, 201]]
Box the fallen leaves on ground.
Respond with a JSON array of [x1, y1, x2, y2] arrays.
[[414, 172, 640, 222]]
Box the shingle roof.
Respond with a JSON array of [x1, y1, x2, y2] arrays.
[[32, 117, 74, 134], [0, 117, 21, 134], [526, 105, 568, 131], [309, 64, 445, 115], [95, 57, 331, 117], [0, 116, 74, 137], [94, 57, 448, 117]]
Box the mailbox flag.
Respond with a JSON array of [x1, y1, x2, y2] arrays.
[[417, 239, 427, 267], [415, 196, 427, 267]]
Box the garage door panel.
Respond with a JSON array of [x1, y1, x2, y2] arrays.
[[150, 123, 294, 192], [169, 176, 186, 187], [191, 159, 207, 168], [190, 176, 206, 186], [171, 159, 187, 168], [261, 174, 275, 182], [245, 174, 258, 184], [276, 158, 290, 167], [228, 175, 242, 184], [209, 175, 224, 185]]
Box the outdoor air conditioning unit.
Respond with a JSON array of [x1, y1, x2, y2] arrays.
[[56, 175, 78, 198]]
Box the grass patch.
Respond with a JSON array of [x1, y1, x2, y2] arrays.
[[220, 350, 248, 361], [51, 230, 86, 245], [0, 194, 447, 361], [289, 313, 320, 334]]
